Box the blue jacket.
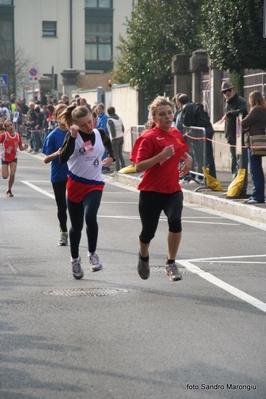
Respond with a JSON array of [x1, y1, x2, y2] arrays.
[[96, 112, 109, 135]]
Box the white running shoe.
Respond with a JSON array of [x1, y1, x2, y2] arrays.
[[88, 252, 103, 272], [58, 232, 68, 246], [71, 257, 84, 279]]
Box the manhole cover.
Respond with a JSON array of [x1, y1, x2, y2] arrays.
[[44, 288, 128, 297], [150, 266, 192, 275]]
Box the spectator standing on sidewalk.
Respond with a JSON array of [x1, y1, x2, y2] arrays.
[[10, 97, 17, 117], [42, 104, 69, 246], [26, 102, 37, 153], [175, 94, 194, 184], [59, 104, 114, 279], [61, 95, 69, 106], [172, 96, 179, 125], [242, 91, 266, 204], [46, 105, 55, 134], [0, 101, 11, 120], [19, 98, 29, 115], [220, 80, 248, 196], [195, 102, 217, 179], [91, 105, 98, 128], [130, 96, 192, 282], [79, 98, 92, 111], [39, 89, 47, 106], [0, 119, 28, 197], [96, 103, 110, 172], [33, 106, 44, 153], [176, 94, 217, 179], [107, 106, 126, 173]]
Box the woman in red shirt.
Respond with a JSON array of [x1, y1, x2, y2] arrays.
[[130, 96, 192, 282], [0, 119, 28, 197]]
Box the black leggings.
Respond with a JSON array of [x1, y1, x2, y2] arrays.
[[67, 190, 102, 259], [139, 191, 183, 244], [52, 180, 67, 232]]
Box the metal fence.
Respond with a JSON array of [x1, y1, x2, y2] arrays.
[[130, 125, 145, 148], [183, 126, 208, 192], [130, 124, 209, 192]]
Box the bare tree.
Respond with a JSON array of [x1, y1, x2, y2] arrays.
[[0, 42, 37, 99]]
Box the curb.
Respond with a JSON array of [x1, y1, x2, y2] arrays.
[[111, 173, 266, 224]]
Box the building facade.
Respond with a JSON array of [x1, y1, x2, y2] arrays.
[[0, 0, 136, 97]]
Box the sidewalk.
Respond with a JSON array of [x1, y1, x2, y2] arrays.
[[109, 152, 266, 224]]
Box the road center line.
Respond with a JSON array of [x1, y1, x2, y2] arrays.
[[179, 259, 266, 313]]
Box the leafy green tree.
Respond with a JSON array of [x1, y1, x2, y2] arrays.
[[113, 0, 202, 95], [201, 0, 266, 93]]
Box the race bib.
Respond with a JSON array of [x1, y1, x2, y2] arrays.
[[83, 140, 94, 153]]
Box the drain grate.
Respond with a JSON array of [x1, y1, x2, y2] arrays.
[[44, 288, 128, 297]]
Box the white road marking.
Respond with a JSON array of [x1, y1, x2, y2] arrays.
[[97, 215, 237, 225], [107, 179, 266, 312], [186, 204, 266, 232], [21, 180, 50, 183], [20, 182, 237, 225], [190, 253, 266, 262], [21, 181, 55, 199], [198, 260, 266, 264], [179, 259, 266, 313], [21, 179, 265, 312], [182, 221, 238, 225]]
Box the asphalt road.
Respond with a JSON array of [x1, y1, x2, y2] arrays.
[[0, 151, 265, 399]]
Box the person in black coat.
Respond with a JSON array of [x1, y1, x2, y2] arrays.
[[220, 80, 248, 196]]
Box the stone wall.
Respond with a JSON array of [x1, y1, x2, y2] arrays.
[[77, 73, 112, 93]]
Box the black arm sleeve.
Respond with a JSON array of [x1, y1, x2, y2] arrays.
[[59, 131, 76, 164], [98, 128, 115, 160]]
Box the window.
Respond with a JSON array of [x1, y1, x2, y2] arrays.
[[85, 0, 112, 8], [85, 5, 113, 71], [0, 20, 13, 57], [0, 0, 12, 4], [42, 21, 57, 37], [85, 21, 112, 61]]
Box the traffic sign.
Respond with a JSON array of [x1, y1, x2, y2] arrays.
[[28, 67, 39, 83], [0, 74, 8, 88]]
